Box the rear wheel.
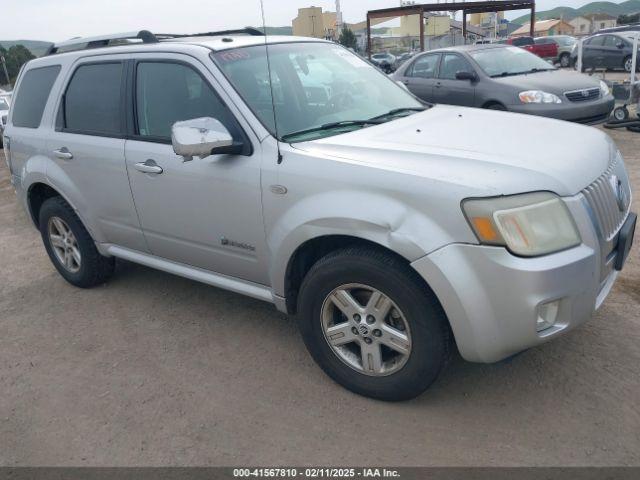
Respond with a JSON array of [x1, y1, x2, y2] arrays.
[[39, 196, 115, 288], [297, 247, 451, 401]]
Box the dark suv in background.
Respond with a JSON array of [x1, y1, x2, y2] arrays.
[[572, 32, 640, 72]]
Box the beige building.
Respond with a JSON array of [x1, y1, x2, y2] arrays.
[[569, 16, 592, 35], [292, 7, 338, 39], [511, 19, 574, 37], [469, 12, 504, 27]]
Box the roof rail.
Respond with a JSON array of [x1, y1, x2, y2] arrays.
[[155, 27, 265, 39], [44, 30, 158, 56]]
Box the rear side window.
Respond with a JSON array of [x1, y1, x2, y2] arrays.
[[63, 62, 123, 136], [12, 65, 61, 128], [408, 54, 439, 78], [511, 37, 533, 47]]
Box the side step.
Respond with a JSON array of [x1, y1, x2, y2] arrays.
[[104, 245, 274, 304]]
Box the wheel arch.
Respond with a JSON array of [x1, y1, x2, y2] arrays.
[[481, 100, 506, 109]]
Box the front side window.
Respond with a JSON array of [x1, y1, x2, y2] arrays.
[[409, 54, 440, 78], [470, 46, 555, 77], [213, 42, 423, 142], [0, 98, 9, 110], [63, 62, 123, 136], [439, 54, 473, 80], [12, 65, 61, 128], [135, 62, 240, 140]]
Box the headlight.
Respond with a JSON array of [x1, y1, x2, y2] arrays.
[[462, 192, 581, 257], [599, 80, 610, 97], [519, 90, 562, 104]]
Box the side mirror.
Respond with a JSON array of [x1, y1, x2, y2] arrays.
[[171, 117, 241, 161], [455, 71, 477, 81], [616, 42, 625, 49]]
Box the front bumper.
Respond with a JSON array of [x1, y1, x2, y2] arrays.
[[411, 195, 629, 363], [508, 96, 615, 124]]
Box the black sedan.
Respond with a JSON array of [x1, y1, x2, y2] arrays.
[[392, 44, 615, 124]]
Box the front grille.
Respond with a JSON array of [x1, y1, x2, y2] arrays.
[[565, 87, 600, 102], [582, 155, 632, 242]]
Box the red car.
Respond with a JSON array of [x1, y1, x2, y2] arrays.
[[504, 36, 558, 60]]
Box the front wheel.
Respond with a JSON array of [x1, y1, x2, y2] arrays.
[[297, 248, 451, 401], [560, 53, 570, 68], [623, 56, 635, 73]]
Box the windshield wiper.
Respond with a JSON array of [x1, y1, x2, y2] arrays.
[[368, 106, 427, 121], [281, 120, 382, 142], [492, 67, 554, 78]]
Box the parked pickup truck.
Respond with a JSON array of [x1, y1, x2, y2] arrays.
[[506, 36, 558, 60]]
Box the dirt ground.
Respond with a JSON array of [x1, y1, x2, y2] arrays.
[[0, 126, 639, 467]]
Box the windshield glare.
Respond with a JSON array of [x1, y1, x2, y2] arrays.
[[555, 36, 576, 46], [470, 46, 556, 77], [0, 99, 9, 110], [213, 42, 422, 142]]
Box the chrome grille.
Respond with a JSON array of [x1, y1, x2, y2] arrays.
[[582, 156, 631, 241], [565, 87, 600, 102]]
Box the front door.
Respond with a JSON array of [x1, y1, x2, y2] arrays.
[[401, 53, 440, 103], [124, 55, 268, 285], [432, 53, 476, 107]]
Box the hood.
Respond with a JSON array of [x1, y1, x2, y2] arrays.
[[493, 69, 602, 95], [292, 104, 614, 197]]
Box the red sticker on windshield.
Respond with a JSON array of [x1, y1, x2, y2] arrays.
[[217, 50, 252, 63]]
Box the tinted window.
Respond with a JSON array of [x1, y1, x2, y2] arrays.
[[439, 54, 473, 80], [409, 54, 439, 78], [511, 37, 533, 46], [135, 62, 239, 140], [588, 36, 606, 46], [64, 63, 123, 135], [12, 65, 60, 128]]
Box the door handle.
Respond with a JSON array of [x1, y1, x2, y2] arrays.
[[134, 159, 163, 175], [53, 147, 73, 160]]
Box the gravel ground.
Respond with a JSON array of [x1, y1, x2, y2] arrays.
[[0, 126, 639, 467]]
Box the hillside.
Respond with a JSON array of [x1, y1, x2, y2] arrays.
[[512, 0, 640, 25], [0, 40, 52, 57]]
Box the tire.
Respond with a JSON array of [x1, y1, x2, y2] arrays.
[[613, 106, 630, 122], [624, 56, 632, 73], [39, 196, 115, 288], [296, 247, 451, 401], [486, 102, 507, 111], [560, 53, 570, 68]]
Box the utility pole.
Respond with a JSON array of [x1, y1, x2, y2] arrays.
[[0, 56, 10, 88]]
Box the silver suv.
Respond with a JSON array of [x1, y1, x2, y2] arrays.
[[2, 30, 636, 400]]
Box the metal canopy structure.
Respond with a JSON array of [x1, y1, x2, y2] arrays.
[[366, 0, 536, 56]]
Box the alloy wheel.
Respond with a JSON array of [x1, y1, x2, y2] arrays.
[[48, 216, 81, 273], [320, 283, 412, 376]]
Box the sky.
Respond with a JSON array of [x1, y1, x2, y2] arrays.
[[0, 0, 623, 42]]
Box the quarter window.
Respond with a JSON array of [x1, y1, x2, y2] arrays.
[[12, 65, 61, 128], [409, 54, 439, 79], [135, 62, 239, 140], [63, 62, 123, 136]]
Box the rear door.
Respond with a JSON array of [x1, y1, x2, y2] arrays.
[[124, 54, 268, 284], [432, 53, 476, 107], [46, 58, 148, 252], [400, 53, 440, 103]]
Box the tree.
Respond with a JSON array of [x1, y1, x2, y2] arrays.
[[338, 27, 357, 50], [0, 44, 35, 85]]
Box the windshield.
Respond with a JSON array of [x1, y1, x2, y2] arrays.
[[0, 98, 9, 110], [213, 42, 423, 142], [470, 46, 556, 77]]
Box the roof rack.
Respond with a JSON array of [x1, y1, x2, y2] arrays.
[[45, 30, 158, 56], [43, 27, 264, 56], [155, 27, 265, 39]]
